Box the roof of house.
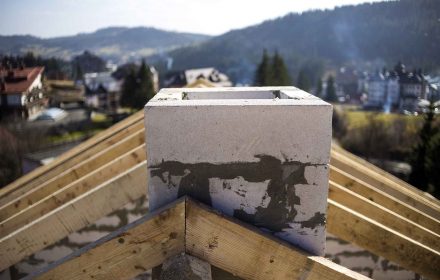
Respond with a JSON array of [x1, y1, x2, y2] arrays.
[[0, 67, 44, 94], [0, 93, 438, 279]]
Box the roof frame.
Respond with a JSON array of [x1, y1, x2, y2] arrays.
[[28, 197, 371, 280]]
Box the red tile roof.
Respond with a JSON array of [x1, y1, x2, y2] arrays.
[[0, 67, 44, 95]]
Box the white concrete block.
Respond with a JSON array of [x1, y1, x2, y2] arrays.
[[145, 87, 332, 255]]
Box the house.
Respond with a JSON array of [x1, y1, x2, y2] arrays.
[[365, 71, 387, 108], [365, 71, 400, 111], [0, 66, 46, 120], [164, 67, 232, 87], [399, 70, 429, 112], [336, 67, 361, 103], [84, 72, 122, 111], [364, 62, 431, 112]]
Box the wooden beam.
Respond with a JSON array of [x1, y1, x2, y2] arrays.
[[330, 165, 440, 234], [331, 143, 440, 208], [331, 150, 440, 220], [29, 198, 185, 280], [0, 144, 147, 238], [0, 112, 144, 206], [0, 129, 145, 221], [327, 199, 440, 280], [186, 199, 370, 280], [328, 180, 440, 252], [0, 161, 147, 271]]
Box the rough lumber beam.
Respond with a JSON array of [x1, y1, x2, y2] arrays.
[[330, 165, 440, 234], [29, 198, 185, 280], [331, 143, 440, 208], [328, 181, 440, 252], [331, 150, 440, 220], [0, 111, 144, 206], [186, 199, 370, 280], [0, 144, 147, 238], [0, 129, 145, 221], [327, 199, 440, 280], [0, 161, 147, 271], [32, 198, 369, 280]]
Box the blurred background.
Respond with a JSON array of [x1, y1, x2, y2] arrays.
[[0, 0, 439, 199]]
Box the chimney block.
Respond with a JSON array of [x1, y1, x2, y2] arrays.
[[145, 87, 332, 255]]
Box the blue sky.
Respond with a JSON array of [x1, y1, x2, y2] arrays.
[[1, 0, 388, 38]]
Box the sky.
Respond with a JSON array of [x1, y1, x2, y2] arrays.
[[1, 0, 388, 38]]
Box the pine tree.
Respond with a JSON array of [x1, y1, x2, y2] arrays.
[[74, 63, 83, 82], [120, 68, 137, 108], [296, 68, 311, 92], [316, 78, 323, 97], [426, 132, 440, 198], [136, 59, 155, 106], [325, 75, 337, 102], [255, 49, 271, 86], [409, 99, 437, 191], [120, 60, 155, 109], [271, 51, 291, 86]]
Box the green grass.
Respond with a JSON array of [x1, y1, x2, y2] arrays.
[[344, 111, 422, 131], [47, 129, 104, 145]]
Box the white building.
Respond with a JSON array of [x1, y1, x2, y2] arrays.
[[0, 66, 46, 120], [84, 72, 122, 111], [366, 71, 386, 108]]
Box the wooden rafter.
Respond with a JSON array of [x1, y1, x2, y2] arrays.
[[327, 199, 440, 280], [329, 165, 440, 234], [0, 128, 145, 220], [0, 111, 144, 206], [0, 162, 147, 271], [332, 143, 440, 208], [328, 181, 440, 251], [331, 150, 440, 219], [29, 198, 185, 280], [0, 144, 146, 238], [29, 198, 371, 280]]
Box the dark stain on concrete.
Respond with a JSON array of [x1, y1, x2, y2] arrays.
[[296, 212, 326, 229], [150, 155, 325, 234]]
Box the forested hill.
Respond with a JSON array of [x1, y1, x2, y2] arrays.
[[0, 27, 210, 63], [165, 0, 440, 84]]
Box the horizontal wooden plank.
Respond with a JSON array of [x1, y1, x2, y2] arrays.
[[0, 129, 145, 221], [327, 199, 440, 280], [0, 161, 147, 271], [29, 198, 185, 280], [331, 150, 440, 220], [0, 111, 144, 206], [329, 165, 440, 234], [186, 199, 370, 280], [328, 180, 440, 252], [0, 144, 146, 238]]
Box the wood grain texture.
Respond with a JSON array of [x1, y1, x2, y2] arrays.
[[0, 129, 145, 221], [0, 161, 148, 271], [327, 199, 440, 280], [331, 144, 440, 208], [330, 165, 440, 234], [328, 180, 440, 252], [29, 198, 185, 280], [185, 199, 371, 280], [331, 150, 440, 220], [0, 111, 144, 206], [0, 144, 146, 238]]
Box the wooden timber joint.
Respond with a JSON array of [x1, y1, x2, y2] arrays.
[[28, 197, 372, 280]]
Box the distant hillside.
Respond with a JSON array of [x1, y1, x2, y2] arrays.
[[164, 0, 440, 84], [0, 27, 210, 63]]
